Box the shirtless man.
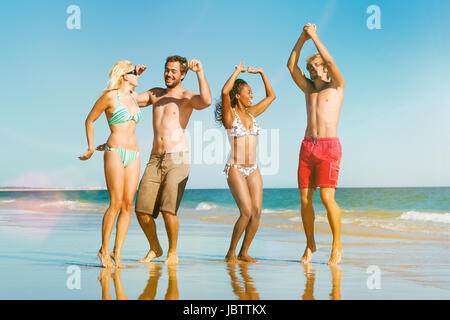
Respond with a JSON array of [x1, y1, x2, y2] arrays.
[[133, 55, 212, 265], [287, 23, 345, 265]]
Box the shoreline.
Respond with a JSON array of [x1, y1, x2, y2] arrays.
[[194, 215, 450, 242]]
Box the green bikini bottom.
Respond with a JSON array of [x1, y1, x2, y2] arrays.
[[105, 146, 139, 168]]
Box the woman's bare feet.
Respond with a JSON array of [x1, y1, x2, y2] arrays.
[[139, 247, 163, 263], [238, 254, 258, 263], [110, 251, 122, 268], [164, 252, 179, 265], [328, 243, 342, 265], [301, 242, 317, 264], [225, 251, 238, 263], [98, 249, 114, 268]]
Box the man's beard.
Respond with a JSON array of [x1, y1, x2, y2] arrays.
[[166, 78, 180, 88]]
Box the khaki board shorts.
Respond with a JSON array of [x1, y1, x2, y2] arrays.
[[135, 152, 190, 218]]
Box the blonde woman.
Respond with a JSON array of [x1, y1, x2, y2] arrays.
[[79, 61, 146, 268]]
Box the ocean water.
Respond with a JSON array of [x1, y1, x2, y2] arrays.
[[0, 187, 449, 237]]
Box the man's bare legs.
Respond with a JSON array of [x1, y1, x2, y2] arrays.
[[320, 188, 342, 265], [110, 157, 140, 268], [225, 167, 260, 263], [300, 188, 317, 264], [136, 210, 180, 265], [162, 211, 179, 265], [136, 212, 163, 263]]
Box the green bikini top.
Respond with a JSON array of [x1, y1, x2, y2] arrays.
[[108, 91, 142, 125]]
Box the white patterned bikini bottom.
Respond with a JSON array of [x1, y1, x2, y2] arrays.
[[223, 163, 258, 179]]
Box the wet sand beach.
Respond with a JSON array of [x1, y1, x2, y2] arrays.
[[0, 201, 448, 300]]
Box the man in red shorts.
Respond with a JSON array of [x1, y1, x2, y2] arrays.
[[287, 23, 345, 265]]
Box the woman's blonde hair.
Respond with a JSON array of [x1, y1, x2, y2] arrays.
[[101, 60, 133, 96]]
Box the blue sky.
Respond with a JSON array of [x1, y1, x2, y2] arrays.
[[1, 0, 449, 189]]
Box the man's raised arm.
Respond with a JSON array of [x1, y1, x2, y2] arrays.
[[287, 26, 314, 93], [187, 59, 212, 110], [305, 24, 345, 88], [132, 64, 154, 107]]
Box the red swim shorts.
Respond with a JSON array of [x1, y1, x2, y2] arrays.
[[298, 136, 342, 189]]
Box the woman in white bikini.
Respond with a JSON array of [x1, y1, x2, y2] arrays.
[[215, 62, 276, 262]]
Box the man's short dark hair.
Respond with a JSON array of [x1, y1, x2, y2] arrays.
[[165, 55, 188, 75]]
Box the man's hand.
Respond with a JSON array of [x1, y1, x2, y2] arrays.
[[247, 66, 263, 74], [135, 64, 147, 75], [96, 143, 106, 151], [301, 26, 311, 41], [187, 59, 203, 73], [304, 23, 317, 39], [235, 62, 246, 73]]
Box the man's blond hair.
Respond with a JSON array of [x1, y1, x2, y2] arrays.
[[306, 53, 330, 80]]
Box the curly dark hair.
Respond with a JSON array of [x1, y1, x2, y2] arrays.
[[165, 55, 188, 78], [214, 79, 248, 126]]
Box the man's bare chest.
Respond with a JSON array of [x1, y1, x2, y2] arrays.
[[153, 97, 190, 117], [307, 88, 340, 109]]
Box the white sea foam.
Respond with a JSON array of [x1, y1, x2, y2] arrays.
[[40, 200, 80, 208], [262, 209, 277, 214], [283, 210, 450, 236], [262, 208, 299, 215], [398, 211, 450, 224], [0, 199, 16, 203], [195, 202, 219, 210], [39, 200, 103, 211]]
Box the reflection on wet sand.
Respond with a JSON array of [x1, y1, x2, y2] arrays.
[[97, 261, 340, 300], [138, 263, 179, 300], [165, 264, 179, 300], [98, 268, 128, 300], [227, 263, 260, 300], [138, 263, 162, 300], [329, 265, 342, 300], [301, 264, 342, 300], [302, 263, 315, 300], [98, 263, 179, 300]]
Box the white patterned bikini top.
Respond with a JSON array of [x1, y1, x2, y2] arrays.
[[228, 108, 261, 137]]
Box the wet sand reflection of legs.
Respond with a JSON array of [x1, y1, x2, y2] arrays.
[[227, 263, 260, 300], [301, 264, 342, 300], [329, 265, 342, 300], [138, 263, 179, 300], [302, 263, 315, 300], [98, 268, 128, 300]]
